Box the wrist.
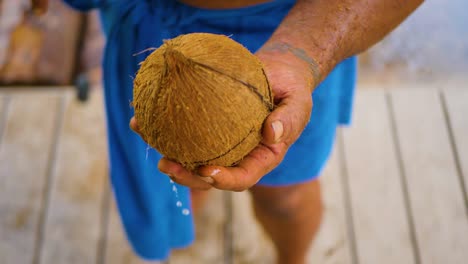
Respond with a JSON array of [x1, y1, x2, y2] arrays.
[[261, 41, 322, 85], [257, 41, 321, 93]]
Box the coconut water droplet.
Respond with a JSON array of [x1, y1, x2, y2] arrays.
[[145, 144, 150, 160], [169, 179, 179, 200], [168, 178, 187, 215]]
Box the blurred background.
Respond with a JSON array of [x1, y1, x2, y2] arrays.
[[0, 0, 103, 92], [1, 0, 467, 89], [359, 0, 468, 87]]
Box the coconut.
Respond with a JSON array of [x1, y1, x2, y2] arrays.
[[133, 33, 273, 170]]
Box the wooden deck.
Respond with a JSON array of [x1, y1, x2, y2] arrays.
[[0, 85, 467, 264]]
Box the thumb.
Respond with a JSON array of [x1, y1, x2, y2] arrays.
[[262, 95, 312, 146]]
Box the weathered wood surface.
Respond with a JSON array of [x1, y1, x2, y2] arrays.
[[443, 88, 468, 209], [390, 87, 468, 264], [39, 91, 108, 264], [0, 94, 60, 264], [0, 95, 7, 141], [341, 90, 416, 264], [1, 87, 468, 264]]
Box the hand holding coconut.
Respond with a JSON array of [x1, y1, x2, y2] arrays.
[[131, 33, 317, 191]]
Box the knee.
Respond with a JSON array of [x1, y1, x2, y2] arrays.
[[249, 180, 323, 220]]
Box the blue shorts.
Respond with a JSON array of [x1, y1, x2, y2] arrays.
[[65, 0, 356, 260]]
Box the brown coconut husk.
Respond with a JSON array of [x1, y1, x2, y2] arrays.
[[133, 33, 273, 170]]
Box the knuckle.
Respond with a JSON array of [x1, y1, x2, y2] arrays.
[[171, 165, 185, 176], [274, 144, 288, 164]]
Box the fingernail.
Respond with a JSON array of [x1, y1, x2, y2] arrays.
[[272, 120, 283, 143], [199, 176, 214, 184]]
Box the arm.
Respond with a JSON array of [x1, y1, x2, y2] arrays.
[[146, 1, 424, 191], [241, 0, 425, 173], [262, 0, 423, 85]]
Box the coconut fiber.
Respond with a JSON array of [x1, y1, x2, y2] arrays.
[[133, 33, 273, 170]]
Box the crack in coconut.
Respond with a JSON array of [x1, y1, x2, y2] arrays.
[[191, 61, 274, 111], [187, 128, 257, 167]]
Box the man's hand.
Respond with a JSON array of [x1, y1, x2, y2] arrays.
[[130, 43, 317, 191]]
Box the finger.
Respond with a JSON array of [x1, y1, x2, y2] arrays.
[[262, 93, 312, 146], [129, 117, 146, 139], [158, 158, 213, 190], [129, 116, 139, 132], [197, 142, 288, 191]]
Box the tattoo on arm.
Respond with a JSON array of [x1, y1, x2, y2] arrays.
[[261, 42, 322, 87]]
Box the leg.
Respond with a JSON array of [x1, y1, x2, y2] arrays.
[[249, 179, 323, 264], [190, 188, 211, 215]]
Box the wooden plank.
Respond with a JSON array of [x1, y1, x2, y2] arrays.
[[390, 88, 468, 264], [0, 95, 9, 144], [39, 91, 108, 264], [341, 90, 416, 264], [442, 88, 468, 208], [0, 94, 60, 264], [105, 193, 163, 264], [231, 190, 275, 264], [307, 140, 354, 264], [169, 189, 226, 264]]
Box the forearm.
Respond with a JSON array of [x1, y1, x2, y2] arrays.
[[263, 0, 423, 85]]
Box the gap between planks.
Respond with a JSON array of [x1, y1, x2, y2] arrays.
[[386, 91, 421, 264], [339, 89, 418, 264], [337, 130, 359, 264], [35, 90, 109, 264], [0, 92, 64, 264], [0, 95, 11, 146], [439, 91, 468, 218], [33, 95, 67, 264], [389, 87, 468, 264]]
